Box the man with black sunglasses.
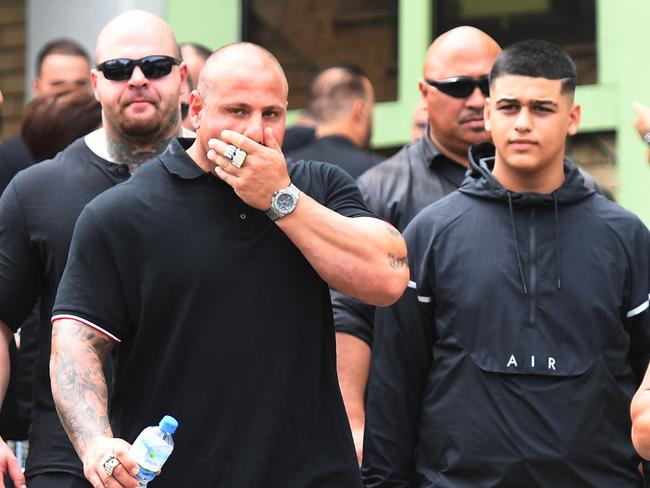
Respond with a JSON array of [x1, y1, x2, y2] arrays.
[[0, 10, 187, 488], [330, 26, 501, 463]]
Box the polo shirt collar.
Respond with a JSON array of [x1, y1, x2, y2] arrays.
[[420, 126, 444, 168], [419, 125, 468, 187], [160, 137, 205, 180]]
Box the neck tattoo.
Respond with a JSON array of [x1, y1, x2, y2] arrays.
[[107, 136, 174, 174]]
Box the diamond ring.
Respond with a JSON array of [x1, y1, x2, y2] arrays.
[[224, 144, 247, 168]]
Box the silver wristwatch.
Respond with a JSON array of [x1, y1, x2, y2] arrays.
[[265, 183, 300, 221]]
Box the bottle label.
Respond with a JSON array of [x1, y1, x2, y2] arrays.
[[130, 434, 174, 472]]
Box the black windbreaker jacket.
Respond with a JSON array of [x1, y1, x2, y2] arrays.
[[362, 144, 650, 487]]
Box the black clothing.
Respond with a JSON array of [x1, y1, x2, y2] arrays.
[[362, 144, 650, 487], [287, 135, 384, 180], [0, 138, 130, 478], [53, 138, 370, 488], [0, 134, 36, 442], [0, 134, 34, 191], [281, 125, 316, 153], [356, 134, 466, 230], [332, 135, 466, 346], [0, 338, 28, 440], [333, 138, 613, 346], [26, 473, 91, 488]]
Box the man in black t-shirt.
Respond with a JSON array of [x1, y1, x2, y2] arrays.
[[50, 42, 409, 488], [0, 10, 188, 488]]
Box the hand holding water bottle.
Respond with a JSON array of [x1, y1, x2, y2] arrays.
[[87, 436, 140, 488], [129, 415, 178, 487], [87, 415, 178, 488]]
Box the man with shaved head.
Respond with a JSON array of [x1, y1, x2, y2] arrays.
[[330, 26, 501, 464], [286, 64, 383, 179], [49, 42, 408, 487], [0, 10, 187, 488]]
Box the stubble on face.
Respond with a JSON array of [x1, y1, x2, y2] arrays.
[[94, 10, 185, 167]]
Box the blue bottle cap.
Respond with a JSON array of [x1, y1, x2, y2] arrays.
[[159, 415, 178, 434]]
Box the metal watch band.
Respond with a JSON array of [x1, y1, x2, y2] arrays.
[[265, 183, 300, 221]]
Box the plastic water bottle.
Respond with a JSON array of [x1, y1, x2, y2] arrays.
[[129, 415, 178, 486]]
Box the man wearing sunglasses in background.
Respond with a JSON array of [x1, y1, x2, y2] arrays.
[[330, 26, 501, 464], [0, 10, 187, 488]]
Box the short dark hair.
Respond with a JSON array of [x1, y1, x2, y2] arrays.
[[21, 87, 101, 162], [309, 64, 370, 123], [180, 42, 212, 61], [36, 38, 89, 76], [490, 39, 577, 95]]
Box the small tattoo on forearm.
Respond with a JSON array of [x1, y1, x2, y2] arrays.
[[388, 252, 408, 269], [385, 223, 400, 237]]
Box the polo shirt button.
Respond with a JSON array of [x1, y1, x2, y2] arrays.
[[239, 213, 247, 220]]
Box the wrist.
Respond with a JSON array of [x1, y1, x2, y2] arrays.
[[265, 182, 300, 221]]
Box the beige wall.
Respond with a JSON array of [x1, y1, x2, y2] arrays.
[[0, 0, 26, 139]]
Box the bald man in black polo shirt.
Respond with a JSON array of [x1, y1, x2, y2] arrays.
[[50, 42, 409, 488]]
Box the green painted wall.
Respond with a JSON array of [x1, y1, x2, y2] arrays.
[[167, 1, 239, 50], [167, 0, 650, 224]]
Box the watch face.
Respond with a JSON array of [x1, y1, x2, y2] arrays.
[[276, 193, 295, 213]]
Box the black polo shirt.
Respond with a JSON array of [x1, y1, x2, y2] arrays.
[[0, 137, 130, 478], [53, 138, 370, 487]]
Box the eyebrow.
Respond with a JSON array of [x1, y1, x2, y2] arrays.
[[496, 97, 559, 108], [225, 102, 284, 110]]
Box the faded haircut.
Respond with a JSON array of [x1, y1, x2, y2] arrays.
[[490, 39, 577, 95], [309, 64, 369, 123]]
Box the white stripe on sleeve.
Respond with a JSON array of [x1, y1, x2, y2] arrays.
[[627, 293, 650, 318], [52, 314, 122, 343]]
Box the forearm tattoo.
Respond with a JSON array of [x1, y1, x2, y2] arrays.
[[51, 321, 115, 457], [388, 252, 408, 269]]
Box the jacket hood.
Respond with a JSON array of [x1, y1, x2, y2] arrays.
[[462, 142, 596, 296], [460, 142, 595, 206]]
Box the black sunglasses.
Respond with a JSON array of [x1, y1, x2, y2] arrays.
[[425, 75, 490, 98], [97, 55, 180, 81]]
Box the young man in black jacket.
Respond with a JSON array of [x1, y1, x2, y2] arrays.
[[363, 39, 650, 487]]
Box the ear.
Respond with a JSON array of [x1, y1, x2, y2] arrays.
[[351, 98, 365, 122], [90, 69, 100, 102], [418, 79, 428, 98], [567, 103, 581, 136], [32, 78, 41, 96], [178, 62, 189, 91], [483, 98, 492, 132], [189, 89, 204, 130]]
